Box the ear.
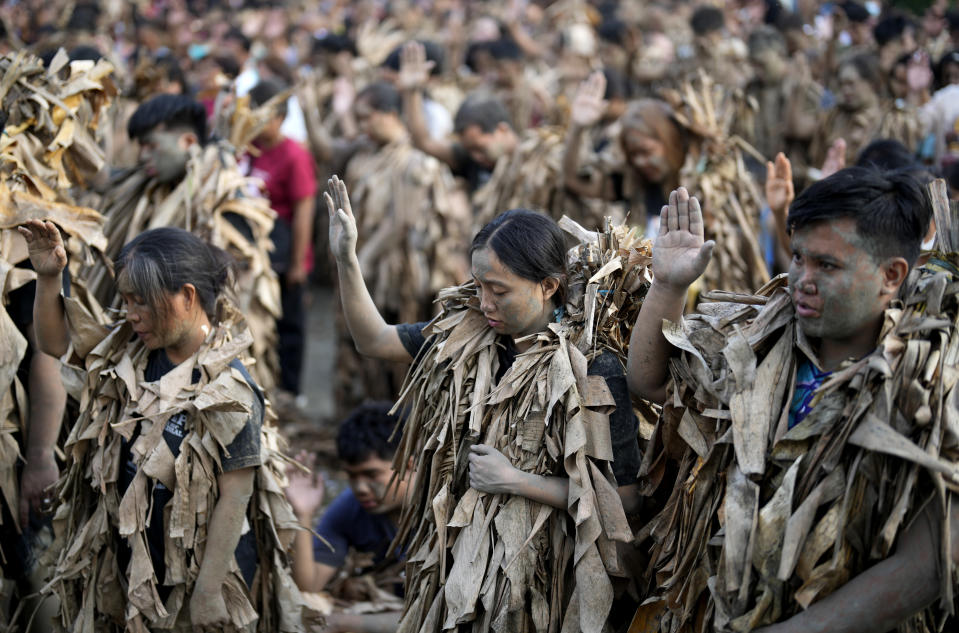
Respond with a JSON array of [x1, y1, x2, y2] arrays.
[[179, 132, 199, 149], [180, 283, 199, 310], [541, 276, 561, 303], [880, 257, 909, 296]]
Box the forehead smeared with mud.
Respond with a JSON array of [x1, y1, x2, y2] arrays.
[[787, 166, 930, 267]]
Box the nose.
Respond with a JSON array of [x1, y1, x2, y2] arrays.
[[125, 307, 140, 323], [479, 289, 494, 315]]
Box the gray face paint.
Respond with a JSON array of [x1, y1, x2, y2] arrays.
[[788, 219, 887, 343], [139, 128, 190, 184]]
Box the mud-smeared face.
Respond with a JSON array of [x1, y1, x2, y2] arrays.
[[343, 455, 406, 514], [788, 218, 887, 342], [471, 247, 555, 340], [138, 127, 191, 184], [622, 129, 672, 184]]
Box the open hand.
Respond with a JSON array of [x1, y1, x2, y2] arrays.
[[765, 152, 795, 222], [325, 175, 358, 263], [468, 444, 519, 495], [17, 220, 67, 277], [285, 450, 325, 519], [652, 188, 715, 291], [571, 71, 607, 129], [820, 138, 846, 179], [398, 41, 435, 91]]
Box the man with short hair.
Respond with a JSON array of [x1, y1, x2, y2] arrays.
[[91, 93, 282, 390], [627, 169, 959, 632], [286, 402, 411, 633]]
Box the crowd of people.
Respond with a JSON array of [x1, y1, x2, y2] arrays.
[[2, 0, 959, 632]]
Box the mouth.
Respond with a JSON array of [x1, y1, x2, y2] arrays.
[[486, 317, 503, 329], [793, 296, 821, 319], [357, 497, 379, 510]]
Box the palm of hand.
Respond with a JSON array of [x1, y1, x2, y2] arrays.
[[571, 94, 604, 128], [328, 211, 356, 260], [287, 472, 324, 512], [654, 228, 707, 288]]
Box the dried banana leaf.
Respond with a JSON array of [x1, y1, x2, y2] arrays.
[[48, 296, 310, 631], [637, 252, 959, 632], [392, 220, 652, 633]]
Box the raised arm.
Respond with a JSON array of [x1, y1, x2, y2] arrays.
[[17, 220, 70, 358], [627, 188, 714, 404], [326, 176, 412, 363], [398, 41, 457, 168], [563, 71, 609, 200]]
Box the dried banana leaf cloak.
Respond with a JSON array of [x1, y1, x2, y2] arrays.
[[89, 142, 282, 391], [334, 139, 471, 415], [472, 128, 617, 232], [49, 294, 306, 632], [635, 267, 959, 633], [666, 75, 770, 296], [392, 221, 653, 633]]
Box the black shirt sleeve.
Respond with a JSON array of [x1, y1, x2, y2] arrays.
[[588, 352, 642, 486], [220, 392, 263, 471], [396, 321, 430, 359]]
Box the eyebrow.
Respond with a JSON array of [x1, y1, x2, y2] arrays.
[[471, 273, 508, 289]]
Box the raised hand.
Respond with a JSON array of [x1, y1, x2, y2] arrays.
[[821, 138, 846, 179], [765, 152, 795, 221], [397, 41, 435, 91], [285, 450, 325, 519], [18, 219, 67, 277], [652, 188, 715, 291], [570, 71, 607, 129], [325, 175, 358, 263]]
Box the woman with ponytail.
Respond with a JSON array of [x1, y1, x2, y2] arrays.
[[18, 222, 304, 632]]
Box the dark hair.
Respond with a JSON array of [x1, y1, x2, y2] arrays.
[[936, 49, 959, 89], [382, 40, 445, 75], [249, 79, 288, 119], [944, 161, 959, 194], [598, 19, 629, 46], [748, 25, 786, 57], [690, 6, 725, 36], [212, 54, 240, 79], [312, 33, 357, 56], [470, 209, 569, 306], [115, 227, 234, 319], [68, 45, 103, 62], [855, 139, 917, 170], [949, 9, 959, 32], [839, 52, 880, 85], [787, 166, 931, 266], [840, 1, 870, 24], [336, 402, 405, 464], [603, 68, 630, 101], [224, 27, 251, 52], [464, 41, 493, 74], [66, 3, 100, 32], [127, 94, 207, 142], [357, 81, 401, 114], [490, 37, 523, 61], [776, 11, 804, 32], [874, 15, 915, 48], [454, 95, 513, 134]]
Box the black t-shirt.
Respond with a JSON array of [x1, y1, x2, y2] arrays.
[[117, 349, 263, 598], [396, 322, 642, 485]]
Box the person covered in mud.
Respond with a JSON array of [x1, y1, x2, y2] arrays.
[[19, 222, 302, 631], [810, 53, 884, 168], [286, 402, 410, 633], [627, 171, 959, 632], [326, 175, 642, 632], [564, 91, 684, 238]]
